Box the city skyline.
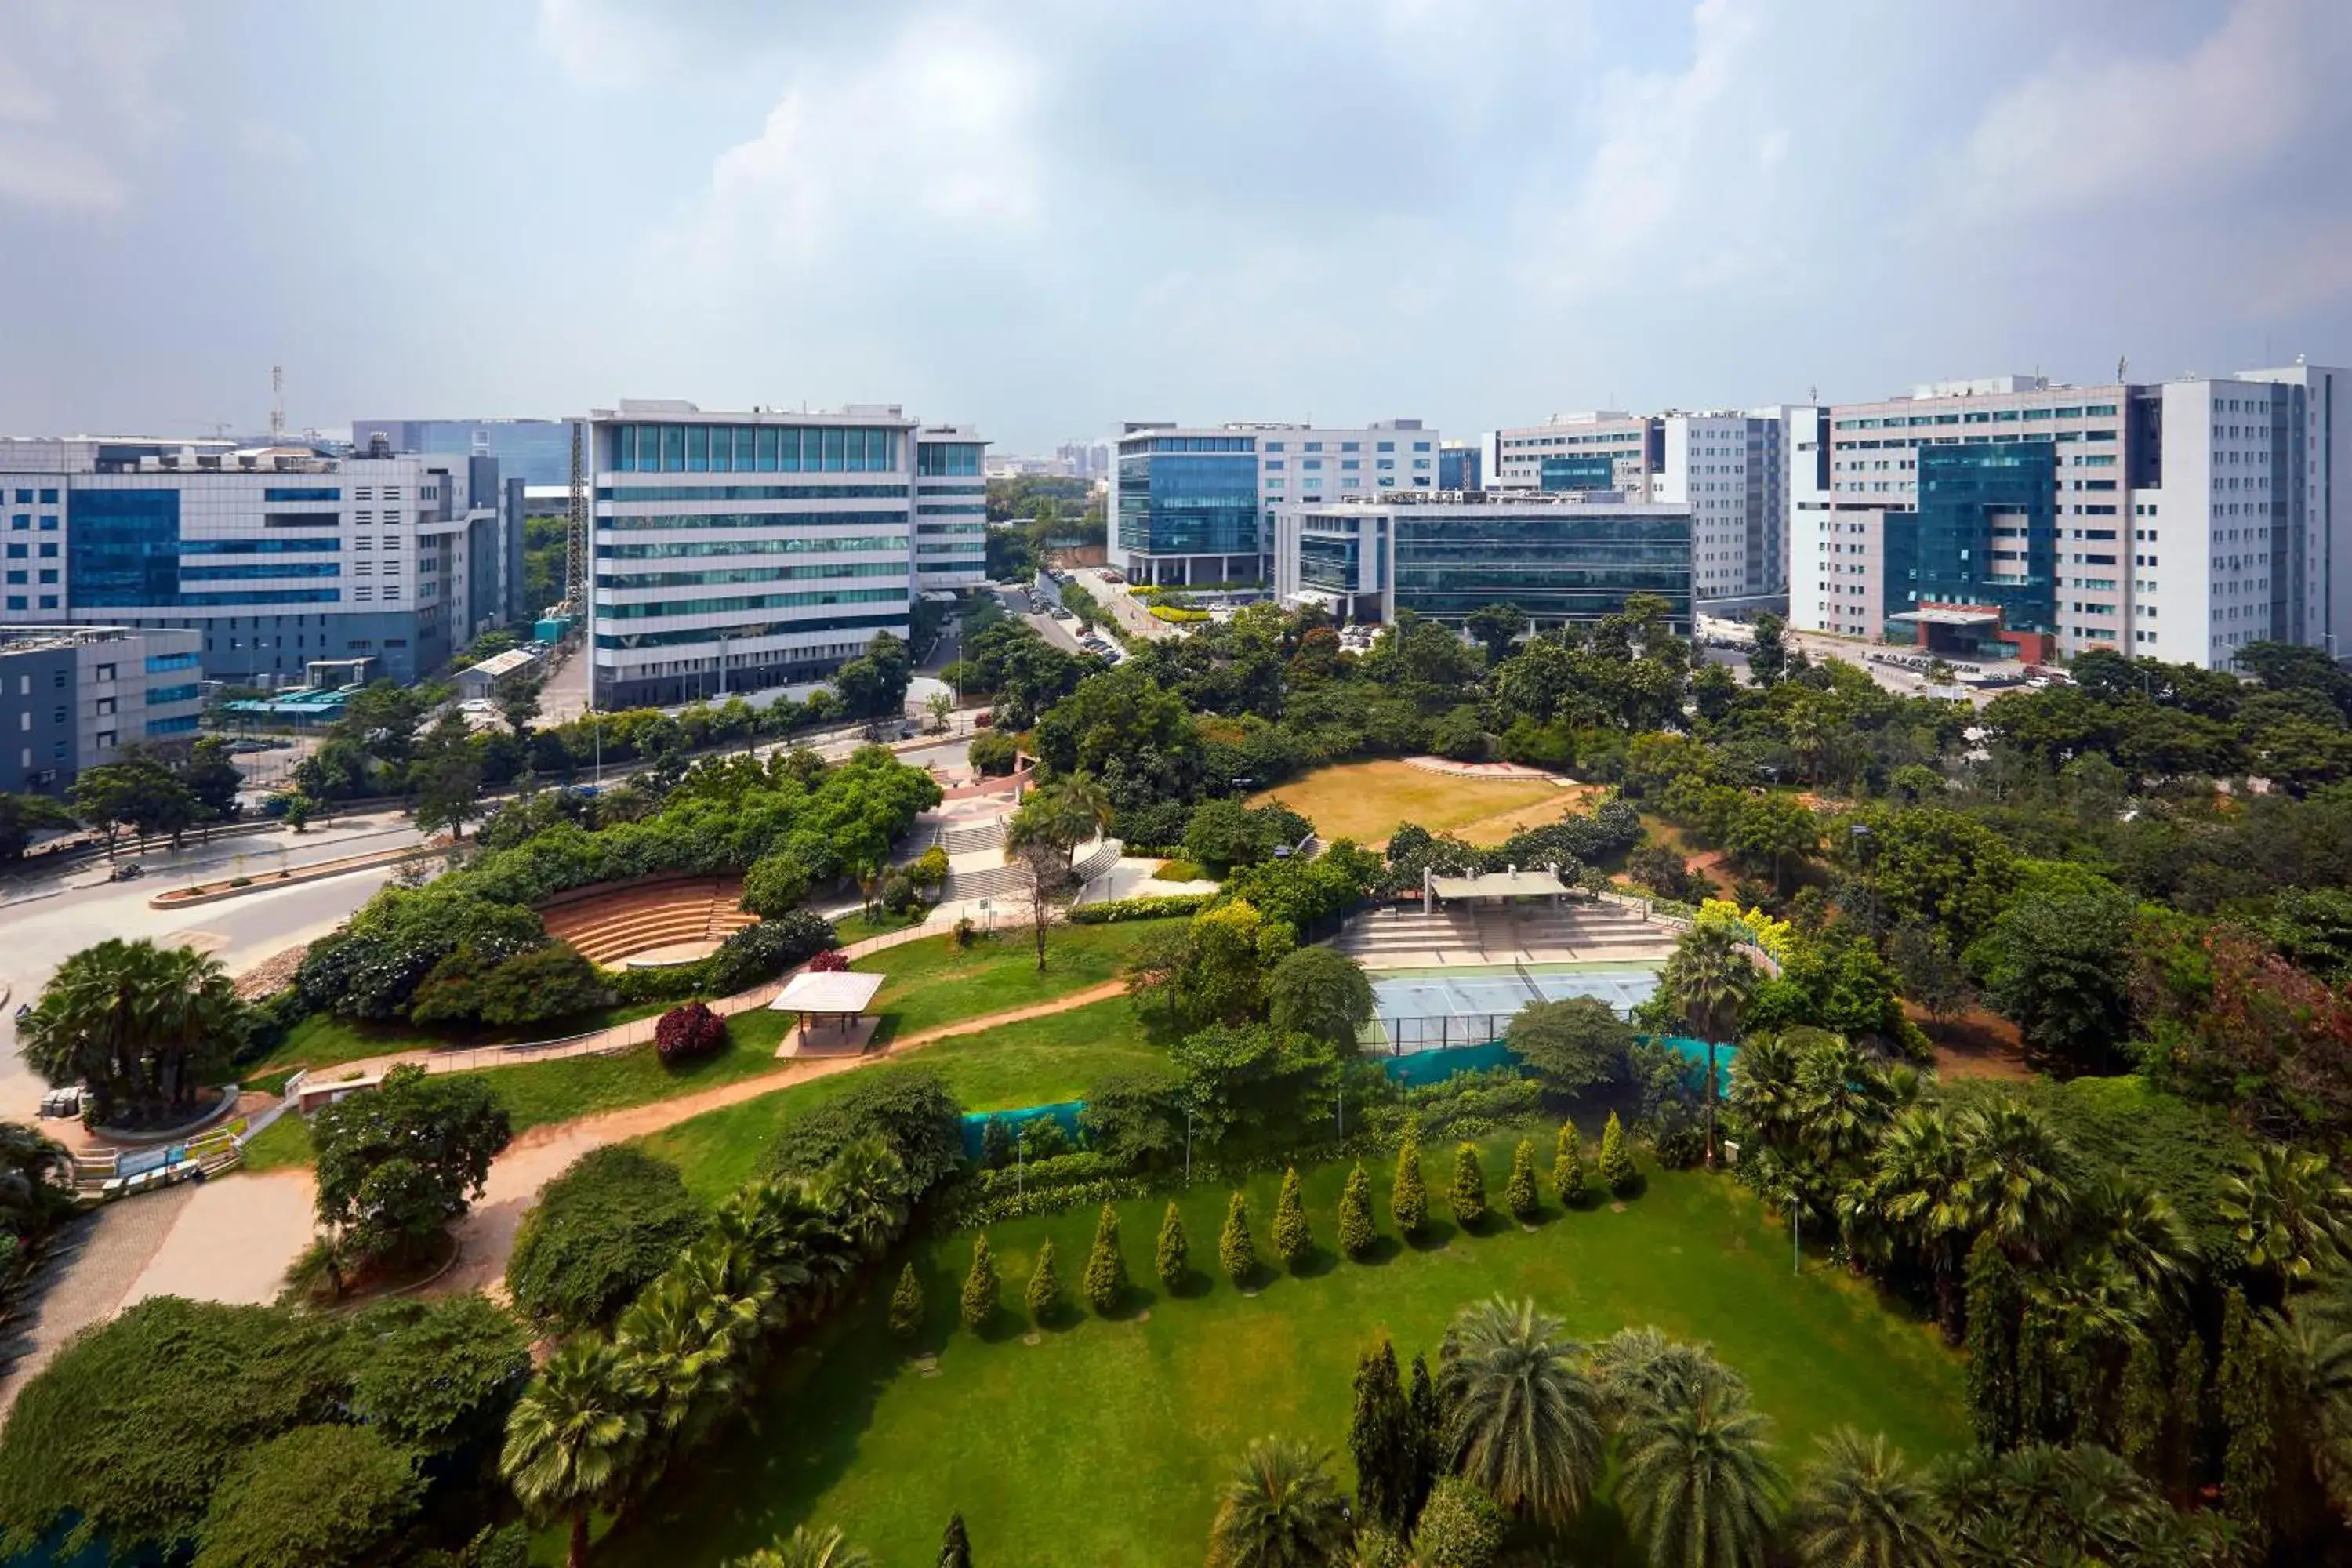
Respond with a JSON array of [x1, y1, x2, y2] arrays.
[[3, 1, 2349, 452]]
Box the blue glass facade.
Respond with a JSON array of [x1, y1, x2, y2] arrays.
[[1907, 441, 2059, 634], [1539, 454, 1617, 493], [68, 490, 180, 607], [1116, 447, 1261, 557], [1438, 447, 1483, 490], [605, 423, 903, 474], [916, 442, 984, 477], [1391, 511, 1690, 628], [350, 419, 577, 485]]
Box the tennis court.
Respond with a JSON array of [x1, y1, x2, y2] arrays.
[[1367, 964, 1660, 1052]]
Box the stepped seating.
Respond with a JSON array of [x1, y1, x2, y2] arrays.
[[1336, 900, 1677, 965], [539, 877, 756, 967], [938, 819, 1006, 856], [941, 837, 1123, 905]]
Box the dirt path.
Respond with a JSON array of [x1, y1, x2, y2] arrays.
[[430, 977, 1134, 1298]]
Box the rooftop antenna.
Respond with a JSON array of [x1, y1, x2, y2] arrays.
[[2117, 354, 2129, 384], [269, 365, 285, 445], [564, 419, 589, 617]]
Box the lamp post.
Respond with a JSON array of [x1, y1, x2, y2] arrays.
[[1788, 1189, 1802, 1276], [1184, 1109, 1193, 1187]]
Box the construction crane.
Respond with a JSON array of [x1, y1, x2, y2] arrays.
[[559, 419, 590, 619]]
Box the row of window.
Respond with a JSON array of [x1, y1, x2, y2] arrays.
[[593, 609, 907, 650], [597, 533, 906, 560], [915, 443, 983, 477], [6, 516, 58, 531], [8, 489, 59, 504], [597, 586, 906, 619], [595, 485, 909, 504], [596, 561, 909, 590], [1835, 405, 2118, 430], [607, 423, 905, 474]]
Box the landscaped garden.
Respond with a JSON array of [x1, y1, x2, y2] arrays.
[[589, 1143, 1969, 1568], [856, 918, 1182, 1044]]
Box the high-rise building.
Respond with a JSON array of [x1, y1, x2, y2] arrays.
[[913, 426, 988, 590], [0, 437, 506, 685], [348, 417, 581, 487], [1109, 419, 1439, 587], [0, 623, 203, 793], [1438, 441, 1483, 492], [586, 401, 985, 710], [1491, 408, 1792, 607], [1272, 491, 1692, 633], [1788, 367, 2350, 670]]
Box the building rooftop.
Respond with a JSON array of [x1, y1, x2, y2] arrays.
[[596, 401, 916, 426], [1284, 490, 1688, 511], [0, 625, 151, 654]]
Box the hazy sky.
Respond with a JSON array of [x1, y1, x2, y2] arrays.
[[4, 0, 2350, 452]]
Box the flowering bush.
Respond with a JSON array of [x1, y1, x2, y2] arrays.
[[807, 949, 851, 973], [653, 1001, 728, 1065]]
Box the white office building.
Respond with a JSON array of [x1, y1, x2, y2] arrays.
[[0, 437, 506, 686], [1109, 419, 1439, 586], [587, 401, 985, 709], [1787, 365, 2351, 670], [1490, 408, 1793, 607], [913, 426, 989, 591]]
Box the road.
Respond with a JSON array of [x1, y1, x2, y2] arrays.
[[0, 814, 426, 1114], [1071, 567, 1184, 641]]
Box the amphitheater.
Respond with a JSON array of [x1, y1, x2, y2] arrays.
[[537, 876, 760, 967], [1335, 899, 1679, 967]]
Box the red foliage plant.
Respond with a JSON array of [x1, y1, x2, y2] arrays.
[[807, 949, 851, 973], [654, 1001, 728, 1065]]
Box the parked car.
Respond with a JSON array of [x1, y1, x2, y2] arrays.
[[107, 862, 145, 882]]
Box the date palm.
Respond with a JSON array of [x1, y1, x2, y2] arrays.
[[732, 1525, 874, 1568], [2219, 1142, 2352, 1290], [1591, 1327, 1747, 1425], [501, 1338, 651, 1568], [1205, 1436, 1350, 1568], [1436, 1296, 1606, 1523], [1786, 1428, 1947, 1568], [1662, 924, 1758, 1166], [1616, 1374, 1782, 1568]]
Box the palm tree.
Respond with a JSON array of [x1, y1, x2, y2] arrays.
[[1616, 1374, 1783, 1568], [1436, 1297, 1607, 1523], [2220, 1142, 2352, 1291], [811, 1136, 911, 1258], [1791, 1036, 1894, 1169], [20, 938, 243, 1120], [1661, 924, 1759, 1167], [1205, 1436, 1351, 1568], [0, 1123, 74, 1244], [1861, 1106, 1974, 1338], [1955, 1102, 2075, 1263], [1590, 1327, 1748, 1425], [616, 1268, 757, 1439], [1723, 1032, 1802, 1152], [732, 1524, 875, 1568], [501, 1338, 651, 1568], [2081, 1173, 2198, 1306], [1007, 770, 1115, 870], [2273, 1306, 2352, 1516], [1786, 1428, 1947, 1568]]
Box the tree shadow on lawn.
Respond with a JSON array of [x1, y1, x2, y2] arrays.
[[1347, 1233, 1406, 1268], [1402, 1216, 1461, 1251], [1286, 1243, 1342, 1280]]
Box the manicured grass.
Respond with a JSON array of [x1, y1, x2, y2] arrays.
[[257, 1000, 673, 1073], [590, 1145, 1969, 1568], [857, 920, 1178, 1045], [244, 1022, 800, 1171], [637, 996, 1160, 1203], [1248, 759, 1570, 848]]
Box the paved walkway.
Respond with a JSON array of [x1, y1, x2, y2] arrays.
[[0, 1183, 196, 1417]]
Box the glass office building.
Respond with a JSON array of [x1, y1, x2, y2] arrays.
[[350, 418, 579, 486], [1539, 453, 1618, 493], [1114, 437, 1261, 575], [1273, 496, 1691, 632], [1906, 441, 2059, 635]]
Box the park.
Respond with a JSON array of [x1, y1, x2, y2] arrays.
[[0, 601, 2340, 1568]]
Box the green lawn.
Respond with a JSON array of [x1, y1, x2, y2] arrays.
[[637, 996, 1161, 1203], [243, 1018, 803, 1172], [856, 920, 1178, 1044], [587, 1145, 1969, 1568], [256, 1001, 673, 1073]]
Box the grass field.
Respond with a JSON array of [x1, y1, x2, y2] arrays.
[[1248, 760, 1575, 848], [256, 1000, 673, 1073], [857, 920, 1178, 1045], [637, 995, 1159, 1203], [587, 1144, 1969, 1568]]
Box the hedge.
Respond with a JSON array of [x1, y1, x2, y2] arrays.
[[1069, 892, 1219, 924], [505, 1147, 707, 1332]]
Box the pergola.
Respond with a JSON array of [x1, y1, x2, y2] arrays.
[[1424, 866, 1571, 908], [769, 969, 885, 1057]]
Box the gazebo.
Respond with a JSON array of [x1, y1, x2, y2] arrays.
[[768, 969, 885, 1058], [1424, 865, 1571, 909]]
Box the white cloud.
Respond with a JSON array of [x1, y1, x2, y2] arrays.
[[1944, 0, 2347, 217], [1515, 0, 1785, 296], [533, 0, 681, 89], [681, 12, 1042, 268], [0, 133, 126, 212]]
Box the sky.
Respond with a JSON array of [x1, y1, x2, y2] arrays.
[[3, 0, 2350, 452]]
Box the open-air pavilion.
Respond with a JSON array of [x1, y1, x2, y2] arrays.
[[768, 969, 885, 1058], [1422, 866, 1572, 909]]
